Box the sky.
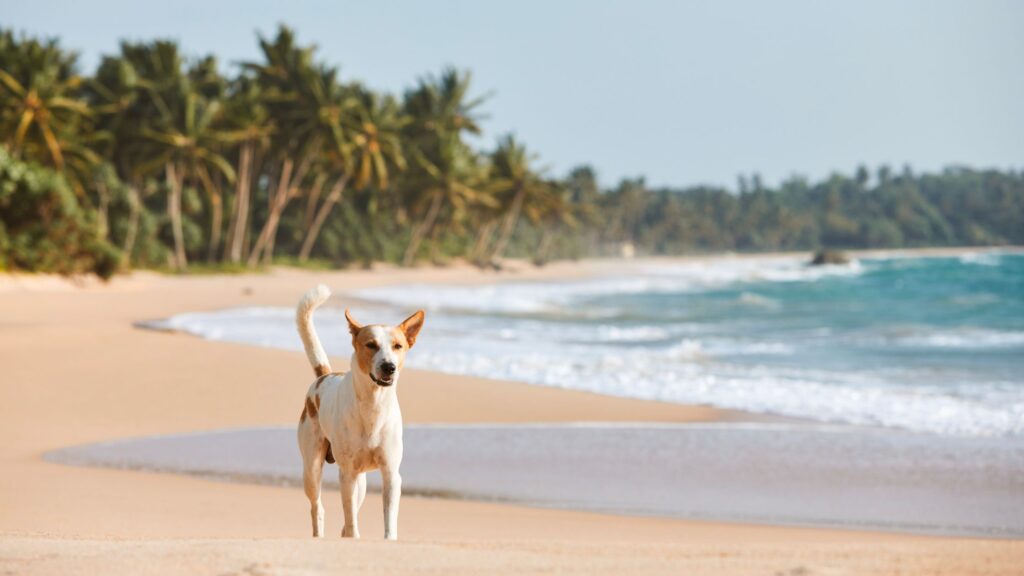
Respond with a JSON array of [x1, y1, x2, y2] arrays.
[[5, 0, 1022, 189]]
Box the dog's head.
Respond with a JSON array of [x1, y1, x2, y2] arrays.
[[345, 309, 425, 387]]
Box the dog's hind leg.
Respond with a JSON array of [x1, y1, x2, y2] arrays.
[[298, 414, 326, 537]]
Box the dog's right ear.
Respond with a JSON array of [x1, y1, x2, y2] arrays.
[[344, 309, 363, 336]]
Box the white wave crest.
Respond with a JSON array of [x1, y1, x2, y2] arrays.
[[895, 328, 1024, 350], [959, 252, 1002, 266], [355, 257, 864, 314], [738, 292, 780, 309]]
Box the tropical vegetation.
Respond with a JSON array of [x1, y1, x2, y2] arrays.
[[1, 27, 1022, 278]]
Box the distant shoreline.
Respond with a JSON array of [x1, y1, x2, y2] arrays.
[[2, 244, 1021, 291]]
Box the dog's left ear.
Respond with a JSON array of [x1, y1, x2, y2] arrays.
[[399, 310, 425, 348]]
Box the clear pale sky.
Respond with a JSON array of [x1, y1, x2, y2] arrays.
[[5, 0, 1022, 189]]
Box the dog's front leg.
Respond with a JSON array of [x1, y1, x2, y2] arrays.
[[382, 465, 402, 540], [339, 469, 360, 538]]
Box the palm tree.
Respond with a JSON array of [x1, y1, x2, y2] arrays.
[[604, 177, 648, 247], [113, 40, 233, 270], [298, 86, 408, 261], [563, 165, 603, 253], [466, 174, 503, 265], [399, 67, 490, 265], [87, 46, 171, 260], [0, 31, 97, 193], [142, 91, 235, 268], [524, 179, 577, 265], [243, 26, 345, 267], [485, 134, 546, 262], [99, 40, 185, 268], [89, 52, 143, 255], [220, 76, 272, 263]]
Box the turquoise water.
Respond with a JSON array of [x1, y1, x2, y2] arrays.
[[151, 252, 1024, 436], [599, 253, 1024, 395]]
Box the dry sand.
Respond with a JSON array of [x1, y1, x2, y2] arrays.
[[1, 257, 1021, 574]]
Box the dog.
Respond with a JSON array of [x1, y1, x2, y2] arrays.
[[295, 284, 425, 540]]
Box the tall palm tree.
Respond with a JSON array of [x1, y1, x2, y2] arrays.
[[89, 52, 141, 254], [298, 86, 407, 261], [101, 40, 186, 268], [243, 26, 345, 267], [142, 90, 235, 268], [399, 67, 490, 266], [485, 134, 546, 262], [87, 47, 165, 259], [220, 76, 272, 263], [524, 179, 577, 265], [115, 40, 233, 270]]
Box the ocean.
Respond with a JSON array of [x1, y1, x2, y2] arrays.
[[148, 251, 1024, 437]]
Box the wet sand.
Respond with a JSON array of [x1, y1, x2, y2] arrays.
[[48, 423, 1024, 537]]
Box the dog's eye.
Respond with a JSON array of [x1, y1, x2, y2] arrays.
[[365, 342, 379, 350], [393, 343, 403, 350]]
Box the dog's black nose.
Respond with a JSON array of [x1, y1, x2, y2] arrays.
[[380, 362, 396, 375]]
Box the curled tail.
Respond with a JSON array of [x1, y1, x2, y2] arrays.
[[296, 284, 332, 377]]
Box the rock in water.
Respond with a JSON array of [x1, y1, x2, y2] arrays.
[[811, 249, 849, 265]]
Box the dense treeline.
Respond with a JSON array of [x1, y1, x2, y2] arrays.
[[599, 166, 1024, 254], [1, 27, 1021, 278]]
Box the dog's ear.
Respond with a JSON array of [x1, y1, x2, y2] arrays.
[[399, 310, 425, 348], [344, 309, 363, 337]]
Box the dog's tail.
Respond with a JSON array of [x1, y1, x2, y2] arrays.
[[296, 284, 332, 378]]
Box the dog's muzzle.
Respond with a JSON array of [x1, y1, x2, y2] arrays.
[[372, 362, 397, 386]]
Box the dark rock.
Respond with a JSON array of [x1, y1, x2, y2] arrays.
[[810, 249, 849, 266]]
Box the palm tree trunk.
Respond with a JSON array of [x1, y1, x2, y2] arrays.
[[299, 175, 346, 262], [429, 225, 443, 264], [240, 147, 264, 263], [95, 179, 110, 239], [247, 158, 293, 267], [206, 191, 222, 263], [489, 185, 526, 261], [259, 147, 318, 265], [534, 226, 556, 266], [402, 190, 444, 266], [261, 220, 278, 266], [165, 161, 187, 270], [469, 219, 497, 264], [300, 171, 328, 231], [196, 165, 222, 263], [122, 184, 141, 264], [224, 142, 252, 263], [303, 173, 324, 229]]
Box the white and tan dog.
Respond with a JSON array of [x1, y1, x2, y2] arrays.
[[295, 284, 424, 540]]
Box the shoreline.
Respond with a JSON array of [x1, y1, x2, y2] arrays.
[[2, 244, 1020, 293], [2, 249, 1022, 574]]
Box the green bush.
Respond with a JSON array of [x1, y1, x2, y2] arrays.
[[0, 149, 121, 278]]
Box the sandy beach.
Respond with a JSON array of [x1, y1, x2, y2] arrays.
[[2, 255, 1022, 575]]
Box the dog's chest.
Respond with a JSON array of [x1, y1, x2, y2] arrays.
[[333, 417, 394, 472], [349, 446, 386, 472], [320, 380, 401, 473], [337, 423, 392, 472]]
